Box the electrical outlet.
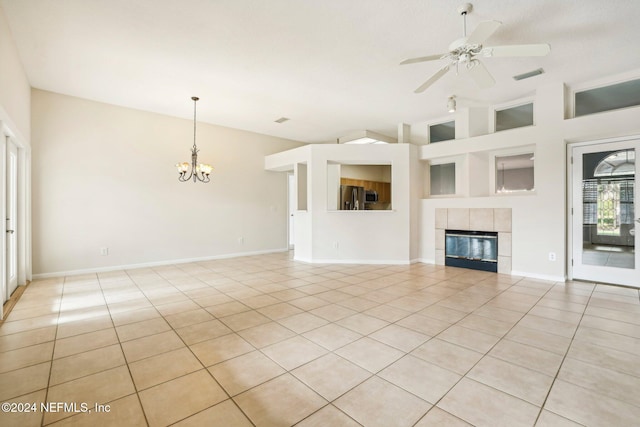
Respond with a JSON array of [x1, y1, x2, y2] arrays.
[[238, 237, 244, 244], [333, 241, 339, 249], [548, 252, 556, 261], [100, 247, 109, 256]]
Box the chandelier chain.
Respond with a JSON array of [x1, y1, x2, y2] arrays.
[[192, 96, 198, 152]]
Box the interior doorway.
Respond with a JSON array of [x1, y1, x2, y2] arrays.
[[570, 137, 639, 287]]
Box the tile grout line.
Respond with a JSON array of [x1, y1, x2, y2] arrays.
[[280, 271, 515, 425], [127, 264, 241, 427], [406, 276, 531, 426], [408, 275, 563, 426], [37, 276, 64, 427], [219, 260, 376, 425], [5, 255, 638, 426], [531, 281, 597, 426], [365, 273, 534, 425], [40, 274, 88, 426], [106, 268, 154, 427], [208, 268, 419, 425], [6, 264, 396, 424], [268, 272, 523, 426], [132, 263, 261, 427]]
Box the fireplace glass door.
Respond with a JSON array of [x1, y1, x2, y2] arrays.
[[445, 230, 498, 272]]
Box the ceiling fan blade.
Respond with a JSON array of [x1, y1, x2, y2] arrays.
[[466, 20, 502, 45], [481, 43, 551, 57], [400, 54, 446, 65], [468, 60, 495, 89], [414, 65, 450, 93]]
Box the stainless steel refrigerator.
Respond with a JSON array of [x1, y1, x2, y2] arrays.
[[340, 185, 365, 210]]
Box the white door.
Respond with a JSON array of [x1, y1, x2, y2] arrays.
[[6, 139, 18, 299], [288, 173, 295, 249], [571, 138, 640, 287]]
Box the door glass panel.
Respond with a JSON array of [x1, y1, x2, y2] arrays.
[[582, 149, 635, 268]]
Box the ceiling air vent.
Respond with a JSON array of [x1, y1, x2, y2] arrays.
[[274, 117, 289, 124], [513, 68, 544, 81]]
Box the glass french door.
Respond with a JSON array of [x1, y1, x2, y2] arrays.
[[571, 138, 640, 287]]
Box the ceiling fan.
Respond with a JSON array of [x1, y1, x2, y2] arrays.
[[401, 3, 551, 93]]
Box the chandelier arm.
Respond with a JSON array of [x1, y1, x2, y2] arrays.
[[189, 170, 209, 183], [178, 171, 193, 182]]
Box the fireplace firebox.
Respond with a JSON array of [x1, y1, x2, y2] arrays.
[[445, 230, 498, 272]]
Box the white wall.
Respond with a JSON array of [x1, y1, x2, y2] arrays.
[[31, 90, 303, 276], [0, 4, 30, 142], [265, 73, 640, 279], [0, 4, 31, 318], [267, 144, 414, 264], [409, 143, 422, 261], [420, 77, 640, 281]]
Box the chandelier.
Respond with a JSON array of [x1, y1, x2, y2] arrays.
[[176, 96, 213, 183]]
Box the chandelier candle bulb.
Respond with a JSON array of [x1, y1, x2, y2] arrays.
[[176, 162, 189, 173], [199, 164, 213, 174]]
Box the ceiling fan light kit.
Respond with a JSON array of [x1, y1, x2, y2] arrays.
[[447, 96, 457, 113], [401, 3, 551, 93]]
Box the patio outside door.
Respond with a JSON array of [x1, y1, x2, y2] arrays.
[[571, 138, 639, 287]]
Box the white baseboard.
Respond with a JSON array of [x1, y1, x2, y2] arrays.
[[295, 258, 411, 265], [32, 248, 290, 279], [32, 250, 568, 284], [510, 270, 567, 282]]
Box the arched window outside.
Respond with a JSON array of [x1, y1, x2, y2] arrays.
[[594, 150, 635, 177]]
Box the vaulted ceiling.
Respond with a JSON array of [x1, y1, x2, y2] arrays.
[[3, 0, 640, 143]]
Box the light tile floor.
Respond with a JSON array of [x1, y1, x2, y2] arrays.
[[1, 252, 639, 426]]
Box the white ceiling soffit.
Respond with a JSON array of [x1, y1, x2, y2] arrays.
[[2, 0, 640, 144], [338, 130, 397, 144]]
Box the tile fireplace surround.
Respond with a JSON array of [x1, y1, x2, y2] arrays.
[[435, 208, 512, 274]]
